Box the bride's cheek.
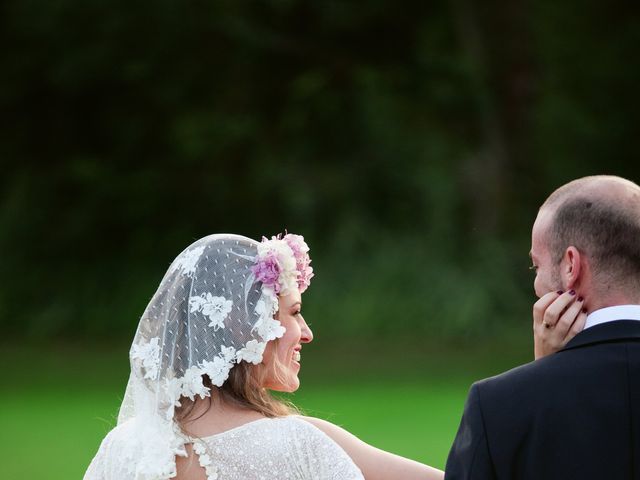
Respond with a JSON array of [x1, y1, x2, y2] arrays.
[[262, 342, 275, 366]]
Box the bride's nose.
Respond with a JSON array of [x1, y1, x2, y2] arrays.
[[300, 318, 313, 343]]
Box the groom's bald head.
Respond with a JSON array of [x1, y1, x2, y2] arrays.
[[539, 175, 640, 295]]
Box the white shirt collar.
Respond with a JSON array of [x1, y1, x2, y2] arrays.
[[584, 305, 640, 330]]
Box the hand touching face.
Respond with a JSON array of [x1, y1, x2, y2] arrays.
[[532, 290, 587, 359]]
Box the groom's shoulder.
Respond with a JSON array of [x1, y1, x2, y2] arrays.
[[472, 352, 569, 400]]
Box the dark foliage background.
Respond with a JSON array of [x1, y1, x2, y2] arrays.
[[1, 0, 639, 342]]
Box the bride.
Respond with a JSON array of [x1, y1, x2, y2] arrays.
[[84, 233, 444, 480]]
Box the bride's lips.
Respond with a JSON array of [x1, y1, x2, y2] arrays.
[[293, 346, 301, 364]]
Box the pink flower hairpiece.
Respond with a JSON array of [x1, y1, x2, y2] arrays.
[[252, 233, 314, 295]]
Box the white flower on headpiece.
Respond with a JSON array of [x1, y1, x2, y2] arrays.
[[253, 296, 285, 340], [131, 337, 161, 380], [219, 345, 236, 363], [181, 365, 210, 401], [256, 239, 295, 268], [189, 293, 233, 330], [253, 317, 286, 342], [200, 356, 233, 387], [170, 245, 205, 277], [236, 339, 266, 364], [255, 296, 277, 316]]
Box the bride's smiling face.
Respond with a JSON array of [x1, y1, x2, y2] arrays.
[[261, 289, 313, 392]]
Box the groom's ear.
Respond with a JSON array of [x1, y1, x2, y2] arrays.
[[562, 246, 582, 289]]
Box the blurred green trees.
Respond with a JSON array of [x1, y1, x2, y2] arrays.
[[1, 0, 638, 341]]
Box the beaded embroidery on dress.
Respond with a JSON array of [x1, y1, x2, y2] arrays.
[[84, 416, 364, 480], [188, 417, 363, 480]]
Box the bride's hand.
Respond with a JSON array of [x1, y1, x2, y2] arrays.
[[533, 290, 587, 360]]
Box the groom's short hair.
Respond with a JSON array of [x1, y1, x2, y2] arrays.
[[541, 175, 640, 292]]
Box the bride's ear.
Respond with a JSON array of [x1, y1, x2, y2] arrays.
[[561, 246, 582, 289]]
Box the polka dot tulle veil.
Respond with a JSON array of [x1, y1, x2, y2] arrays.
[[116, 234, 287, 479]]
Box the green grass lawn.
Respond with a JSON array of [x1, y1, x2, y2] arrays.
[[0, 336, 532, 478]]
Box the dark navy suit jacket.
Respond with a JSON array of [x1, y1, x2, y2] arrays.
[[445, 320, 640, 480]]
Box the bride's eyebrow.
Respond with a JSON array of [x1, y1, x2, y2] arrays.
[[290, 302, 302, 308]]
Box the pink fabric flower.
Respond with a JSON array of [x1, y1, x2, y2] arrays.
[[284, 234, 314, 293], [251, 251, 282, 294], [297, 264, 314, 293]]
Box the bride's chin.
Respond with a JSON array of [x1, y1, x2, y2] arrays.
[[288, 377, 301, 392], [266, 376, 300, 393]]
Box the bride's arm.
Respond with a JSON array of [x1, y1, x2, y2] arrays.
[[300, 416, 444, 480]]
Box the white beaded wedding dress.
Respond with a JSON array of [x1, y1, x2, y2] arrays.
[[84, 416, 364, 480]]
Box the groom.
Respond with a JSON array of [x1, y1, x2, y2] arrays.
[[445, 175, 640, 479]]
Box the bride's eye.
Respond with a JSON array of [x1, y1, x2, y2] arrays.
[[529, 265, 538, 272]]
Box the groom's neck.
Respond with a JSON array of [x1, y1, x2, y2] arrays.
[[587, 292, 640, 313]]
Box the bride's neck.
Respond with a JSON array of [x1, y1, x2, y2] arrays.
[[179, 394, 266, 438]]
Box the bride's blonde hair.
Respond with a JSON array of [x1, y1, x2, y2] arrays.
[[175, 337, 298, 432]]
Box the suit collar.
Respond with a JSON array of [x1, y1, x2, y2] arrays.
[[584, 305, 640, 329], [561, 319, 640, 352]]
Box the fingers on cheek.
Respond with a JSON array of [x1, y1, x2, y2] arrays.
[[534, 293, 560, 316], [561, 300, 585, 326], [570, 321, 582, 336], [572, 313, 587, 334], [543, 308, 559, 327], [533, 302, 546, 320], [557, 312, 579, 337], [548, 295, 582, 327]]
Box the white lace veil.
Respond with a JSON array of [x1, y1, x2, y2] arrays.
[[112, 233, 307, 479]]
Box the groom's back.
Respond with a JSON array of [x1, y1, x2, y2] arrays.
[[455, 321, 640, 480]]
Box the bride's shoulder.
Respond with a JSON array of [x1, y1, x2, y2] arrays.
[[295, 415, 351, 436], [90, 419, 146, 459], [289, 416, 366, 478], [90, 422, 122, 451], [96, 419, 136, 445], [295, 415, 340, 429], [292, 415, 362, 448], [256, 415, 330, 439], [84, 421, 138, 480], [257, 415, 360, 453]]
